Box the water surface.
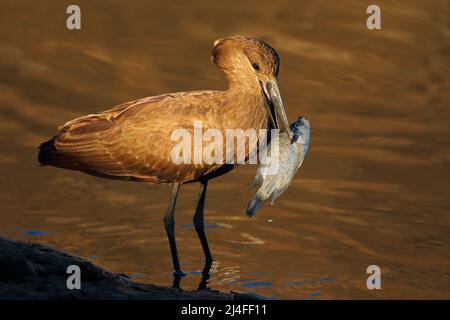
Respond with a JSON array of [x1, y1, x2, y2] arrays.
[[0, 0, 449, 299]]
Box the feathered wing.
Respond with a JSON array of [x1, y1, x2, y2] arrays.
[[39, 91, 223, 183]]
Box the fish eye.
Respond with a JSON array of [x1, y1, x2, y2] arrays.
[[252, 62, 260, 71]]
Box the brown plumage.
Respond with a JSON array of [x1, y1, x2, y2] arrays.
[[39, 90, 265, 183], [38, 36, 288, 279], [39, 36, 285, 183]]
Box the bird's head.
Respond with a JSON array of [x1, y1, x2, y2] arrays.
[[212, 36, 289, 132]]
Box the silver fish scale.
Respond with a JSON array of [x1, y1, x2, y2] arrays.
[[257, 132, 304, 202], [246, 117, 310, 217]]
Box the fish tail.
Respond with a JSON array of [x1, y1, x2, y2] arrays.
[[246, 194, 264, 218]]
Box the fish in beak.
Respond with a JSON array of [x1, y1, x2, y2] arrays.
[[260, 80, 292, 140]]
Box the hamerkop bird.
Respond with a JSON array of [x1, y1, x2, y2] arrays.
[[38, 36, 290, 277]]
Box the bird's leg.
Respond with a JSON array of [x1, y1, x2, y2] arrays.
[[198, 258, 213, 290], [193, 180, 213, 264], [163, 182, 185, 277]]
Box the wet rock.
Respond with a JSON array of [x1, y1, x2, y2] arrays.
[[0, 237, 257, 300]]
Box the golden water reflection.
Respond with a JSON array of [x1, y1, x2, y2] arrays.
[[0, 0, 449, 298]]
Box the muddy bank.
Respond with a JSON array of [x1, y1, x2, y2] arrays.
[[0, 237, 256, 300]]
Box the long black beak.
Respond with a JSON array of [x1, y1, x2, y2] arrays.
[[260, 80, 291, 139]]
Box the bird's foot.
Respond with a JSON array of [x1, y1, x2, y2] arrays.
[[171, 270, 187, 290]]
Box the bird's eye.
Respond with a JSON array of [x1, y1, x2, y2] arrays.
[[252, 62, 260, 71]]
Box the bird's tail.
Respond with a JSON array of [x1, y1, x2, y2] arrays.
[[38, 136, 81, 170], [38, 137, 57, 165], [246, 194, 265, 218]]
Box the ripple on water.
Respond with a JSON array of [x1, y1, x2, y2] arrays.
[[180, 223, 221, 230], [240, 281, 273, 288]]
